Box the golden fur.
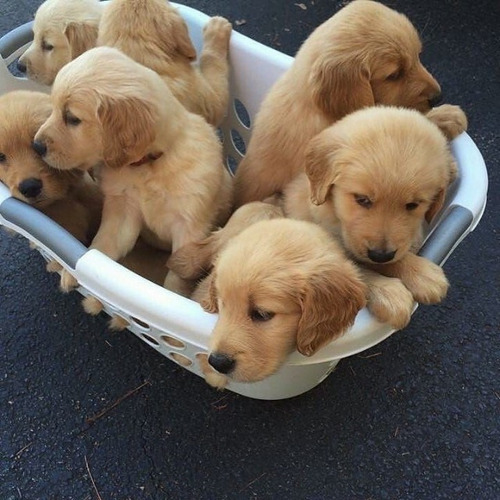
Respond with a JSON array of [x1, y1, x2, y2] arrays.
[[34, 47, 233, 295], [98, 0, 232, 126], [0, 90, 101, 252], [283, 106, 456, 307], [233, 0, 442, 206], [193, 218, 367, 389], [19, 0, 102, 85], [168, 201, 284, 281]]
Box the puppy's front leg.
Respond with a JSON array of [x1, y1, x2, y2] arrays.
[[198, 17, 233, 125], [358, 268, 414, 330], [164, 226, 208, 297], [59, 196, 141, 292], [426, 104, 468, 141], [90, 195, 142, 261], [368, 253, 449, 305]]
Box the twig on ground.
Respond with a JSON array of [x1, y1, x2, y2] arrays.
[[85, 380, 151, 426], [12, 442, 32, 460], [85, 455, 103, 500], [357, 352, 382, 359], [239, 472, 267, 492]]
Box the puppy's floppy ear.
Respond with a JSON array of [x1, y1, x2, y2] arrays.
[[155, 9, 196, 60], [305, 127, 343, 205], [425, 188, 446, 224], [64, 22, 99, 59], [425, 152, 456, 223], [296, 260, 367, 357], [171, 13, 197, 60], [167, 236, 217, 280], [98, 95, 156, 169], [199, 272, 218, 313], [309, 50, 374, 119]]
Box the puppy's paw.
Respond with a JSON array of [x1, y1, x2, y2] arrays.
[[197, 354, 228, 390], [426, 104, 468, 140], [402, 259, 449, 304], [203, 16, 232, 53], [108, 315, 129, 331], [82, 295, 103, 315], [59, 269, 78, 293], [163, 271, 195, 297], [367, 277, 415, 330], [46, 260, 63, 273]]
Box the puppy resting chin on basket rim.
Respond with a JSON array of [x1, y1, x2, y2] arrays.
[[194, 218, 367, 390]]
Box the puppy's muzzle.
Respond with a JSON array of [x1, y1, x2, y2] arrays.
[[18, 178, 43, 199], [208, 352, 235, 374], [428, 91, 443, 108], [367, 248, 396, 264], [32, 140, 47, 157]]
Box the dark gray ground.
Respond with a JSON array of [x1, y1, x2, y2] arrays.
[[1, 0, 499, 499]]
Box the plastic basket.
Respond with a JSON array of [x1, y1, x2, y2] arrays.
[[0, 3, 488, 400]]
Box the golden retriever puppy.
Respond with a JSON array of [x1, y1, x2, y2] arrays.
[[193, 218, 367, 389], [98, 0, 232, 126], [168, 201, 284, 281], [283, 106, 456, 308], [33, 47, 233, 295], [233, 0, 443, 207], [0, 90, 101, 259], [18, 0, 102, 85]]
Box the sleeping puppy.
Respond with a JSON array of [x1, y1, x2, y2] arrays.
[[33, 47, 233, 296], [0, 90, 101, 262], [233, 0, 444, 207], [283, 106, 459, 309], [18, 0, 102, 85], [98, 0, 232, 126], [193, 218, 367, 389]]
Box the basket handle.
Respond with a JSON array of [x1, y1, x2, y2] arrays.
[[418, 205, 474, 266], [0, 22, 34, 62]]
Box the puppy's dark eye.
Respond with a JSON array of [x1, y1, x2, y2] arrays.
[[406, 202, 419, 211], [354, 194, 373, 209], [249, 308, 275, 322], [0, 152, 6, 163], [386, 69, 403, 81], [64, 112, 81, 126], [41, 40, 54, 51]]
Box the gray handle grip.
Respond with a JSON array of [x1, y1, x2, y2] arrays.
[[0, 197, 87, 269], [418, 205, 474, 265], [0, 22, 33, 59]]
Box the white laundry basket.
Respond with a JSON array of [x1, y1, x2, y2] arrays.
[[0, 3, 488, 400]]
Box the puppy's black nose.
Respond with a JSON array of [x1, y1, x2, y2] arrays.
[[208, 352, 235, 374], [367, 248, 396, 263], [18, 178, 43, 199], [17, 59, 27, 73], [32, 140, 47, 157], [429, 91, 443, 108]]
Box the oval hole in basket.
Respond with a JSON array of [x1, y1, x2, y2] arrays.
[[170, 352, 192, 367], [161, 335, 185, 349], [230, 129, 246, 156], [130, 316, 150, 331], [141, 333, 159, 346], [234, 99, 251, 129], [226, 155, 238, 175]]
